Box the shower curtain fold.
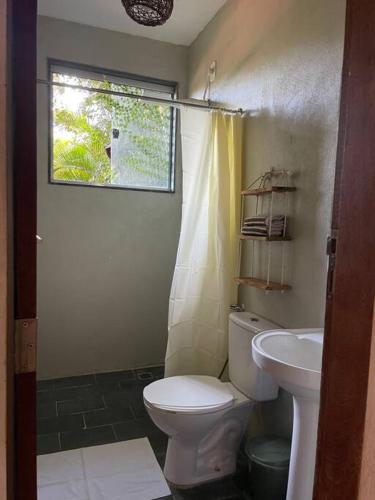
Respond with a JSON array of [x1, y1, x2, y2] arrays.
[[165, 109, 244, 377]]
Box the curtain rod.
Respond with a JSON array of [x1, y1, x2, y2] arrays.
[[36, 79, 245, 116]]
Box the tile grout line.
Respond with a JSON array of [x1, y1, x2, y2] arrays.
[[129, 404, 137, 420], [80, 448, 91, 500], [57, 432, 62, 452], [54, 382, 94, 390]]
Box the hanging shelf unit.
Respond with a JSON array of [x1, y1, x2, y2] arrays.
[[234, 277, 291, 291], [235, 169, 296, 292], [239, 234, 291, 241], [241, 186, 296, 196]]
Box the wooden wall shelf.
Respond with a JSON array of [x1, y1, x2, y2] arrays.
[[241, 186, 297, 196], [239, 173, 295, 292], [235, 277, 291, 291], [239, 235, 291, 241]]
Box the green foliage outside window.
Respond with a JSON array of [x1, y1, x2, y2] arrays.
[[51, 70, 175, 191]]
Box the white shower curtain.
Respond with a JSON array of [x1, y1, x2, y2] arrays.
[[165, 109, 244, 377]]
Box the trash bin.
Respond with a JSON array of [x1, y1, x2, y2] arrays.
[[245, 436, 291, 500]]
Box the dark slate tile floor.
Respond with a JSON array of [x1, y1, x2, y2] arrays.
[[37, 366, 251, 499], [37, 366, 163, 455]]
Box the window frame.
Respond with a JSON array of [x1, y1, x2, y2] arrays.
[[47, 59, 178, 193]]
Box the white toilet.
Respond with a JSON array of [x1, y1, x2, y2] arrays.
[[143, 312, 280, 488]]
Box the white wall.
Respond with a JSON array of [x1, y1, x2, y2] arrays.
[[37, 16, 188, 379], [188, 0, 346, 436]]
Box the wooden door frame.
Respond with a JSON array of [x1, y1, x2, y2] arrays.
[[0, 0, 38, 499], [1, 0, 375, 499], [0, 1, 14, 499], [12, 1, 38, 500], [313, 0, 375, 498]]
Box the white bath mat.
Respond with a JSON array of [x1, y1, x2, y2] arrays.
[[37, 438, 171, 500]]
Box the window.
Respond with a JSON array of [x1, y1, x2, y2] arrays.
[[49, 61, 177, 192]]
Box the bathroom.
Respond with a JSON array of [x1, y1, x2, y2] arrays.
[[34, 0, 346, 499]]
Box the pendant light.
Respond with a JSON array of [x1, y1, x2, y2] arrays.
[[122, 0, 174, 27]]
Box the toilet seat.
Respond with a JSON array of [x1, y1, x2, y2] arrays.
[[143, 375, 234, 414]]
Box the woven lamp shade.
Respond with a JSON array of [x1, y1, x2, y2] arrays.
[[122, 0, 174, 27]]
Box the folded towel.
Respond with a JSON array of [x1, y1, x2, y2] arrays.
[[241, 227, 283, 236], [243, 222, 284, 230], [241, 227, 283, 233], [243, 223, 268, 229], [243, 214, 286, 237], [244, 214, 285, 220], [241, 232, 283, 238], [244, 214, 286, 225]]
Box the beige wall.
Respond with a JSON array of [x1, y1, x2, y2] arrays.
[[37, 1, 346, 409], [189, 0, 345, 329], [188, 0, 345, 436], [37, 16, 188, 379]]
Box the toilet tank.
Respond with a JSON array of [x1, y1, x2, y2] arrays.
[[228, 312, 280, 401]]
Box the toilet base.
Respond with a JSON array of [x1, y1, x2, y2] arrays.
[[163, 404, 251, 488], [164, 438, 237, 488]]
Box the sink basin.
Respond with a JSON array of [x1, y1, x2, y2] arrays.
[[252, 329, 323, 398], [252, 328, 324, 500]]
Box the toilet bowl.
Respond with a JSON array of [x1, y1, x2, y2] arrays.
[[143, 312, 280, 488], [144, 376, 253, 487]]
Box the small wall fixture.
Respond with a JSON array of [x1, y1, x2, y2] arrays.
[[121, 0, 174, 27]]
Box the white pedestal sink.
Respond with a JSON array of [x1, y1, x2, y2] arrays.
[[252, 329, 324, 500]]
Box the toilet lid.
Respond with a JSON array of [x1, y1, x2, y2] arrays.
[[143, 375, 234, 414]]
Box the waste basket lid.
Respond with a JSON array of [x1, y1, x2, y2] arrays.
[[246, 436, 291, 467]]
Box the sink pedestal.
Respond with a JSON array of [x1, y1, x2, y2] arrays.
[[252, 328, 324, 500], [287, 395, 320, 500]]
